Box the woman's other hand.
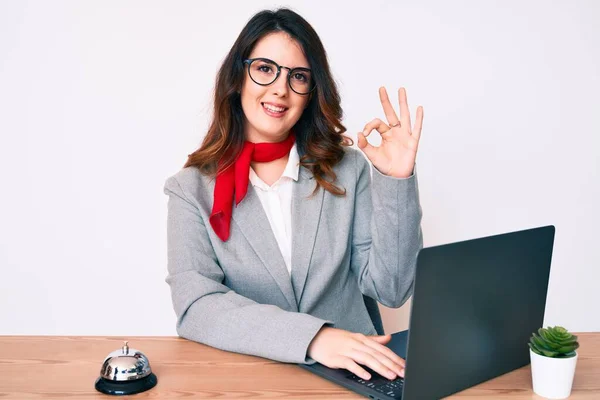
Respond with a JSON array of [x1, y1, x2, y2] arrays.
[[306, 326, 406, 380], [357, 87, 424, 179]]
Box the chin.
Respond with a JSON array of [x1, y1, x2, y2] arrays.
[[258, 128, 292, 141], [256, 122, 295, 138]]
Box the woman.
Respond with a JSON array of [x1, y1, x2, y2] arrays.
[[163, 8, 424, 382]]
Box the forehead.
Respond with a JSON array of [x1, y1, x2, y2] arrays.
[[248, 32, 309, 68]]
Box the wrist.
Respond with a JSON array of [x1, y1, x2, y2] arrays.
[[375, 163, 414, 179], [307, 326, 332, 355]]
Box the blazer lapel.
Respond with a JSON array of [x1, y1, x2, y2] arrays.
[[231, 185, 298, 311], [290, 167, 324, 305]]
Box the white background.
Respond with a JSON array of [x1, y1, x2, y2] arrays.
[[1, 0, 598, 336]]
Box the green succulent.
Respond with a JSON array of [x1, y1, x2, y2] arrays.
[[529, 326, 579, 358]]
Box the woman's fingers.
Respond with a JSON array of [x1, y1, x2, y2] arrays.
[[345, 349, 398, 380], [358, 118, 391, 158], [366, 336, 405, 367], [398, 87, 412, 131], [308, 327, 407, 382], [413, 105, 424, 142], [355, 342, 404, 378], [362, 118, 391, 138], [357, 132, 376, 158], [361, 339, 406, 376], [361, 335, 405, 375], [379, 87, 400, 125], [341, 357, 372, 380], [350, 334, 404, 379], [370, 334, 392, 345]]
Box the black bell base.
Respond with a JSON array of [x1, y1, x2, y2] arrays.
[[95, 373, 158, 396]]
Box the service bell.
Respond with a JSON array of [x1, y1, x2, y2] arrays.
[[94, 341, 158, 396]]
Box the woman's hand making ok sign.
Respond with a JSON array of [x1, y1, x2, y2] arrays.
[[357, 87, 424, 178]]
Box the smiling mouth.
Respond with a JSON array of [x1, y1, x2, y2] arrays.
[[262, 102, 288, 112]]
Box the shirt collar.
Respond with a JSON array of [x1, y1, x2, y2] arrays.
[[249, 142, 300, 188], [282, 142, 300, 181]]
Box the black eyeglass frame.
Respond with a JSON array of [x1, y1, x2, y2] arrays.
[[242, 58, 316, 95]]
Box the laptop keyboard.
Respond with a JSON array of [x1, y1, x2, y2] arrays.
[[346, 366, 404, 398]]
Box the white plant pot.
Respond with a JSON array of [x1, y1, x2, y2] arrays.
[[530, 348, 578, 399]]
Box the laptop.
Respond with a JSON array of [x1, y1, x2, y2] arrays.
[[299, 225, 556, 399]]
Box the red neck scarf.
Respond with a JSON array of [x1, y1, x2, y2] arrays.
[[210, 132, 296, 241]]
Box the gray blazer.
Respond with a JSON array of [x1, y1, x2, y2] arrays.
[[163, 146, 423, 364]]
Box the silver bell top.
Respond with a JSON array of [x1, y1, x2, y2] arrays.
[[99, 341, 153, 381]]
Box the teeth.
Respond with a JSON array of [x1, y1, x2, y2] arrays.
[[263, 103, 286, 113]]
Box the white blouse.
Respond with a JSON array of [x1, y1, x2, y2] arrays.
[[248, 142, 300, 275]]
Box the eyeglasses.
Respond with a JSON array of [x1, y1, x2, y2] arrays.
[[243, 58, 316, 95]]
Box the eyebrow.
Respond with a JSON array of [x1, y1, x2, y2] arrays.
[[252, 57, 311, 70]]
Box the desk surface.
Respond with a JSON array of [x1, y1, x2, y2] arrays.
[[1, 333, 598, 399]]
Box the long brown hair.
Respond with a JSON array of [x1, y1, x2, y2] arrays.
[[184, 8, 353, 196]]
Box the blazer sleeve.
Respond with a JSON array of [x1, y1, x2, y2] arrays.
[[350, 151, 424, 308], [164, 175, 333, 364]]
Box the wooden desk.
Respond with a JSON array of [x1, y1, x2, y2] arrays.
[[1, 333, 598, 399]]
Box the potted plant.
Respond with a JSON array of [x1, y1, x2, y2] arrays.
[[529, 326, 580, 399]]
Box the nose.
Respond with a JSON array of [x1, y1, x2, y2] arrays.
[[270, 68, 289, 96]]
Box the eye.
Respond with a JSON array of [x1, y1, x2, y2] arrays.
[[254, 62, 275, 74], [292, 72, 308, 82]]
